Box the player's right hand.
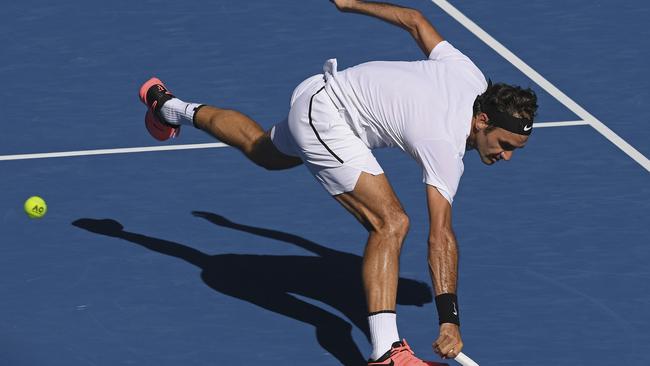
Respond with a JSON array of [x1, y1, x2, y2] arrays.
[[330, 0, 359, 12], [433, 323, 463, 359]]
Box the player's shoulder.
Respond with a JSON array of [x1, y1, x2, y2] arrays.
[[426, 41, 487, 91], [427, 41, 468, 62]]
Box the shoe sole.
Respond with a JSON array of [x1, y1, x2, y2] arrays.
[[145, 110, 180, 141], [139, 77, 180, 141]]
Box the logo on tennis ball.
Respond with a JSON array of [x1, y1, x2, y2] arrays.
[[24, 196, 47, 219]]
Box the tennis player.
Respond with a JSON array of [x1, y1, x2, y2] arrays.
[[139, 0, 537, 364]]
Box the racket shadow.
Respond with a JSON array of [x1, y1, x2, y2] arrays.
[[72, 213, 432, 366]]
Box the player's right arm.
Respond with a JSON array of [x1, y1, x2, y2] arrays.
[[330, 0, 444, 57], [426, 184, 463, 359]]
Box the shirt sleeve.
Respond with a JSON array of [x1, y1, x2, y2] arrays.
[[411, 139, 465, 205], [428, 41, 472, 62]]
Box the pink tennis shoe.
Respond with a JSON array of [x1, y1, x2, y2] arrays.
[[368, 340, 448, 366], [139, 77, 180, 141]]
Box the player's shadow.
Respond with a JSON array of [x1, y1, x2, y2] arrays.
[[72, 213, 432, 366]]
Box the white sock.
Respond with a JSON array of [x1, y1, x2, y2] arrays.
[[368, 311, 400, 361], [160, 98, 203, 126]]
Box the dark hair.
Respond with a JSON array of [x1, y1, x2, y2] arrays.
[[473, 82, 538, 121]]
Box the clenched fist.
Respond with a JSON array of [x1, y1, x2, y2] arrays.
[[330, 0, 360, 12], [433, 323, 463, 359]]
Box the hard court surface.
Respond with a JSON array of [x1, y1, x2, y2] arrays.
[[0, 1, 648, 365]]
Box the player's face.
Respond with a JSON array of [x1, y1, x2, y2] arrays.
[[476, 127, 528, 165]]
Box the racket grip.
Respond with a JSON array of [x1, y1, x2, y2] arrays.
[[454, 352, 479, 366]]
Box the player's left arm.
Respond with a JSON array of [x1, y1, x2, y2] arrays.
[[331, 0, 444, 57], [426, 184, 463, 359]]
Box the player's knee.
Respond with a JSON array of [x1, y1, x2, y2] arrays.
[[252, 156, 276, 170], [254, 158, 299, 171], [366, 211, 409, 254], [249, 135, 301, 170], [252, 157, 284, 171], [392, 212, 410, 239], [377, 210, 410, 241], [247, 136, 274, 169]]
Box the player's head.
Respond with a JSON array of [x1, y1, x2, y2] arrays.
[[470, 82, 538, 165]]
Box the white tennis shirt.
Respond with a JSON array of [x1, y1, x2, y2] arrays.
[[323, 41, 487, 204]]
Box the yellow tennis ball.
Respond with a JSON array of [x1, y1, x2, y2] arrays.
[[24, 196, 47, 219]]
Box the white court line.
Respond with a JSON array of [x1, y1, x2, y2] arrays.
[[0, 142, 228, 161], [0, 123, 613, 164], [431, 0, 650, 172], [0, 121, 586, 162], [535, 120, 589, 128]]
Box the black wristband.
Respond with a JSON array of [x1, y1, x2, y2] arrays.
[[435, 293, 460, 325]]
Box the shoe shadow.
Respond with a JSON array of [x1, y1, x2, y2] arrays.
[[72, 213, 432, 366]]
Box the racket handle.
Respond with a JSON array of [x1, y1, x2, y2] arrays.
[[454, 352, 479, 366]]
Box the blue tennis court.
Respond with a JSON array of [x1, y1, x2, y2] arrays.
[[1, 1, 648, 365]]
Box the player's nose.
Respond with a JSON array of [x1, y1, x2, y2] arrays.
[[502, 151, 513, 161]]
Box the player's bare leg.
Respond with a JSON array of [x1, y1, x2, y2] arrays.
[[335, 172, 409, 314], [333, 172, 432, 365], [139, 77, 302, 170], [193, 106, 302, 170]]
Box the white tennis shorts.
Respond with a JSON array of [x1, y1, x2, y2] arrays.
[[271, 74, 383, 195]]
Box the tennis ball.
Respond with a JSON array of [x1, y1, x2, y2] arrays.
[[24, 196, 47, 219]]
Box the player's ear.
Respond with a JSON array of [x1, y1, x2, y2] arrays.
[[474, 112, 490, 131]]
